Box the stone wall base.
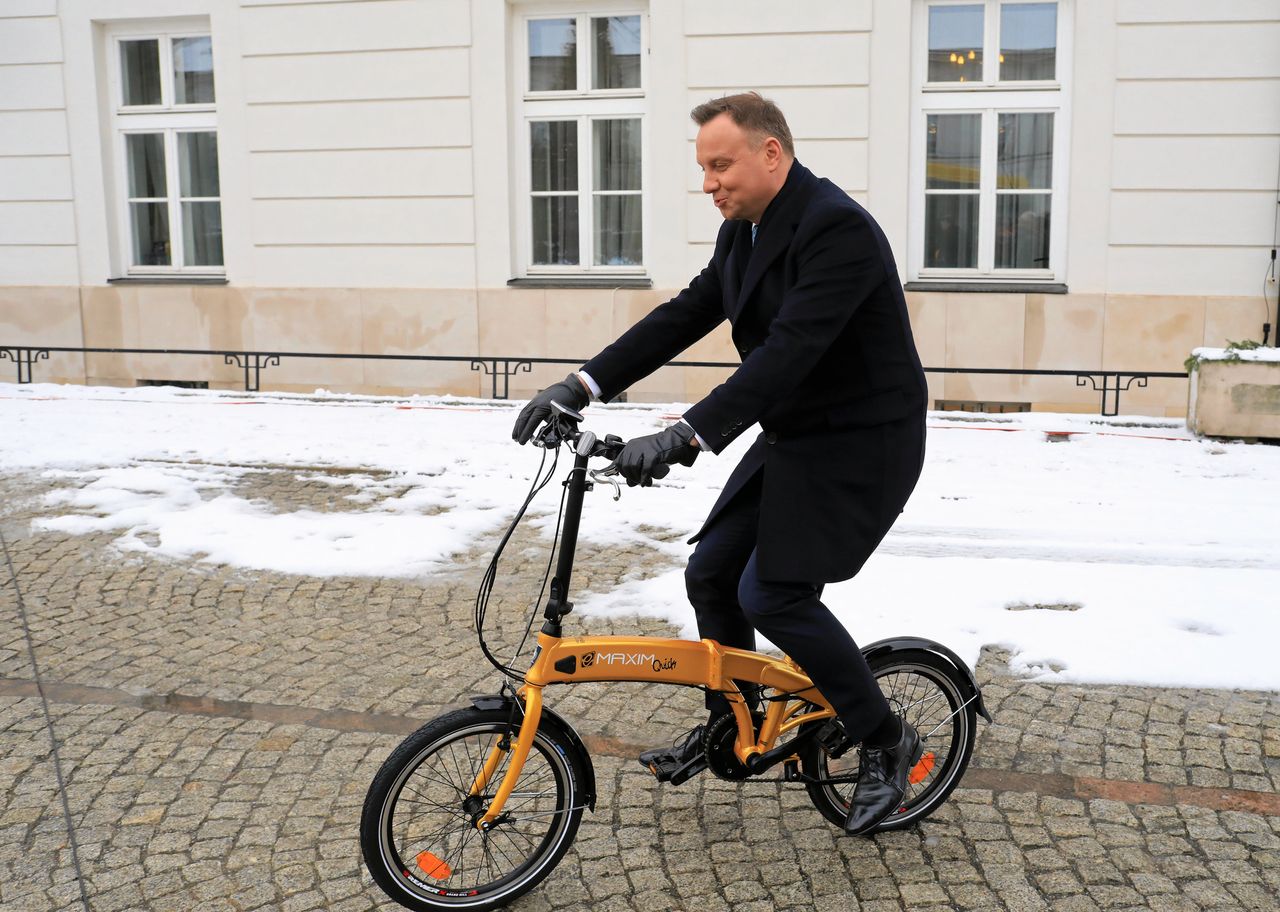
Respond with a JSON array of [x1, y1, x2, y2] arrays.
[[1, 284, 1250, 417]]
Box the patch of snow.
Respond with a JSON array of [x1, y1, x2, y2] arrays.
[[4, 382, 1280, 691], [1191, 346, 1280, 364]]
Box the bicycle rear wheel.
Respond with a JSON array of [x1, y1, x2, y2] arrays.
[[360, 707, 587, 911], [801, 649, 977, 832]]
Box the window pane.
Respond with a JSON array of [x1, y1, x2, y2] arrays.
[[120, 39, 161, 105], [130, 202, 170, 266], [928, 4, 983, 82], [173, 36, 216, 104], [594, 195, 642, 266], [998, 113, 1053, 189], [529, 19, 576, 91], [593, 119, 641, 191], [182, 201, 224, 266], [126, 133, 167, 198], [924, 194, 979, 268], [179, 132, 220, 197], [1000, 3, 1057, 81], [593, 16, 641, 89], [926, 114, 981, 189], [532, 196, 579, 265], [996, 193, 1050, 268], [531, 121, 577, 192]]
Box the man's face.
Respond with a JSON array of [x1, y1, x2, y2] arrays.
[[695, 113, 785, 224]]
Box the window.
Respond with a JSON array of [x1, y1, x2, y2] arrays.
[[517, 12, 646, 276], [109, 30, 223, 274], [910, 1, 1068, 282]]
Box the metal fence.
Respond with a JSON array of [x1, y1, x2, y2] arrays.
[[1, 344, 1187, 416]]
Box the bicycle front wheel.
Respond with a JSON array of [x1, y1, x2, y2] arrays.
[[360, 707, 587, 912], [802, 649, 978, 832]]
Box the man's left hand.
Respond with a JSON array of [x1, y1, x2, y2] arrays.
[[616, 422, 700, 487]]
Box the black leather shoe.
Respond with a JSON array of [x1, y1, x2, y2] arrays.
[[639, 725, 707, 785], [843, 719, 923, 835]]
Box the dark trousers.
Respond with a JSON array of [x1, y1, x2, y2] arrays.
[[684, 472, 891, 742]]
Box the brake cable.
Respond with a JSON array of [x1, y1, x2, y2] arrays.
[[473, 440, 564, 682], [508, 476, 568, 669]]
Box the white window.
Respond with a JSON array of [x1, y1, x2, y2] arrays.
[[107, 29, 223, 275], [909, 1, 1070, 283], [516, 11, 646, 276]]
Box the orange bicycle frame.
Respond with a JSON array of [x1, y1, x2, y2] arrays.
[[476, 633, 835, 827]]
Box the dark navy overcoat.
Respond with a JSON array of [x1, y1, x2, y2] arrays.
[[584, 161, 927, 583]]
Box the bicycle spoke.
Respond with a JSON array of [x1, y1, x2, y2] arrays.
[[399, 783, 466, 817]]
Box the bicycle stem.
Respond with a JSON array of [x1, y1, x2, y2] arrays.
[[541, 451, 591, 637]]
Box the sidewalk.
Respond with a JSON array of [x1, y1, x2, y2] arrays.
[[2, 467, 1278, 912]]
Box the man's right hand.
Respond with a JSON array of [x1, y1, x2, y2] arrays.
[[511, 373, 591, 444]]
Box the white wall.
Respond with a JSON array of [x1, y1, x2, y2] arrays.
[[1105, 0, 1280, 296], [0, 0, 78, 285], [240, 0, 477, 287], [679, 0, 874, 278], [5, 0, 1278, 300]]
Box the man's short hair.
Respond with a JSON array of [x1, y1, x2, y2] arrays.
[[690, 92, 795, 158]]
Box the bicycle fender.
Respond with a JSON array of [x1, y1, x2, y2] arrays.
[[469, 694, 597, 810], [861, 637, 993, 722]]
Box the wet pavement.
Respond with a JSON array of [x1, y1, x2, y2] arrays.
[[2, 469, 1278, 912]]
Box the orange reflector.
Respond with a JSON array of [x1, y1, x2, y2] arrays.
[[908, 752, 935, 785], [416, 851, 452, 880]]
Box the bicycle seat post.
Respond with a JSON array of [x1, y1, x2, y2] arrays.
[[541, 449, 590, 638]]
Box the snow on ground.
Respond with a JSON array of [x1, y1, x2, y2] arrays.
[[3, 382, 1279, 691]]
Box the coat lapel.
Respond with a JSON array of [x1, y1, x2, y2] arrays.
[[721, 220, 751, 311], [731, 162, 815, 324]]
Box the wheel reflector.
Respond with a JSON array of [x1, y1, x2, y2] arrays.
[[908, 751, 935, 784], [416, 851, 452, 880]]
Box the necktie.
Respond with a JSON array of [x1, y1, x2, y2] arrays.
[[751, 224, 758, 246]]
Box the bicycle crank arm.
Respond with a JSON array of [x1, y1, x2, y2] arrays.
[[781, 760, 858, 787], [744, 724, 824, 777]]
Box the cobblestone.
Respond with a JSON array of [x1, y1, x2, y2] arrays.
[[1, 467, 1278, 911]]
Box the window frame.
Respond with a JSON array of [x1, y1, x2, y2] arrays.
[[908, 0, 1071, 284], [106, 28, 223, 277], [515, 8, 649, 278]]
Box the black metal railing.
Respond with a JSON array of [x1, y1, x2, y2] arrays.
[[1, 344, 1187, 416]]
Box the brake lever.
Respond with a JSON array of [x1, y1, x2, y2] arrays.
[[589, 465, 622, 501]]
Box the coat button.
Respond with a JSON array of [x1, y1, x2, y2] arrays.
[[765, 432, 778, 444]]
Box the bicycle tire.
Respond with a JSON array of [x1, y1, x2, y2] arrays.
[[801, 649, 978, 832], [360, 707, 588, 911]]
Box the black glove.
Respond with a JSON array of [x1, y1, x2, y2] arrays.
[[616, 422, 699, 487], [512, 373, 591, 444]]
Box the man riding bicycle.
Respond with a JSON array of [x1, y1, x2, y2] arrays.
[[513, 92, 928, 836]]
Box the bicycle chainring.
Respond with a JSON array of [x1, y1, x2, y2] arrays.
[[704, 713, 754, 781]]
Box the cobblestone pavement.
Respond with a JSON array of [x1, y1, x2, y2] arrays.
[[2, 468, 1279, 912]]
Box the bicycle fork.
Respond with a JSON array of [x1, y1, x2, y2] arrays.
[[471, 686, 545, 830]]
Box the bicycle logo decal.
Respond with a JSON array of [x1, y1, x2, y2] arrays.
[[581, 651, 677, 672]]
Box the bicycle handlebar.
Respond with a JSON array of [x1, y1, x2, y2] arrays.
[[530, 404, 671, 480]]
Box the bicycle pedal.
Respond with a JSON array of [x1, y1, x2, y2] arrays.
[[782, 759, 802, 783], [643, 754, 707, 785], [815, 721, 854, 759]]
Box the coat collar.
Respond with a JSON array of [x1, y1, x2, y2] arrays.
[[733, 160, 815, 321]]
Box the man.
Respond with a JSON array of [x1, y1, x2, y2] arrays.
[[512, 93, 927, 835]]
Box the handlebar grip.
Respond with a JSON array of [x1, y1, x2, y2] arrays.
[[592, 434, 626, 461]]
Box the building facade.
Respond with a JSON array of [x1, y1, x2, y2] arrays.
[[2, 0, 1278, 415]]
